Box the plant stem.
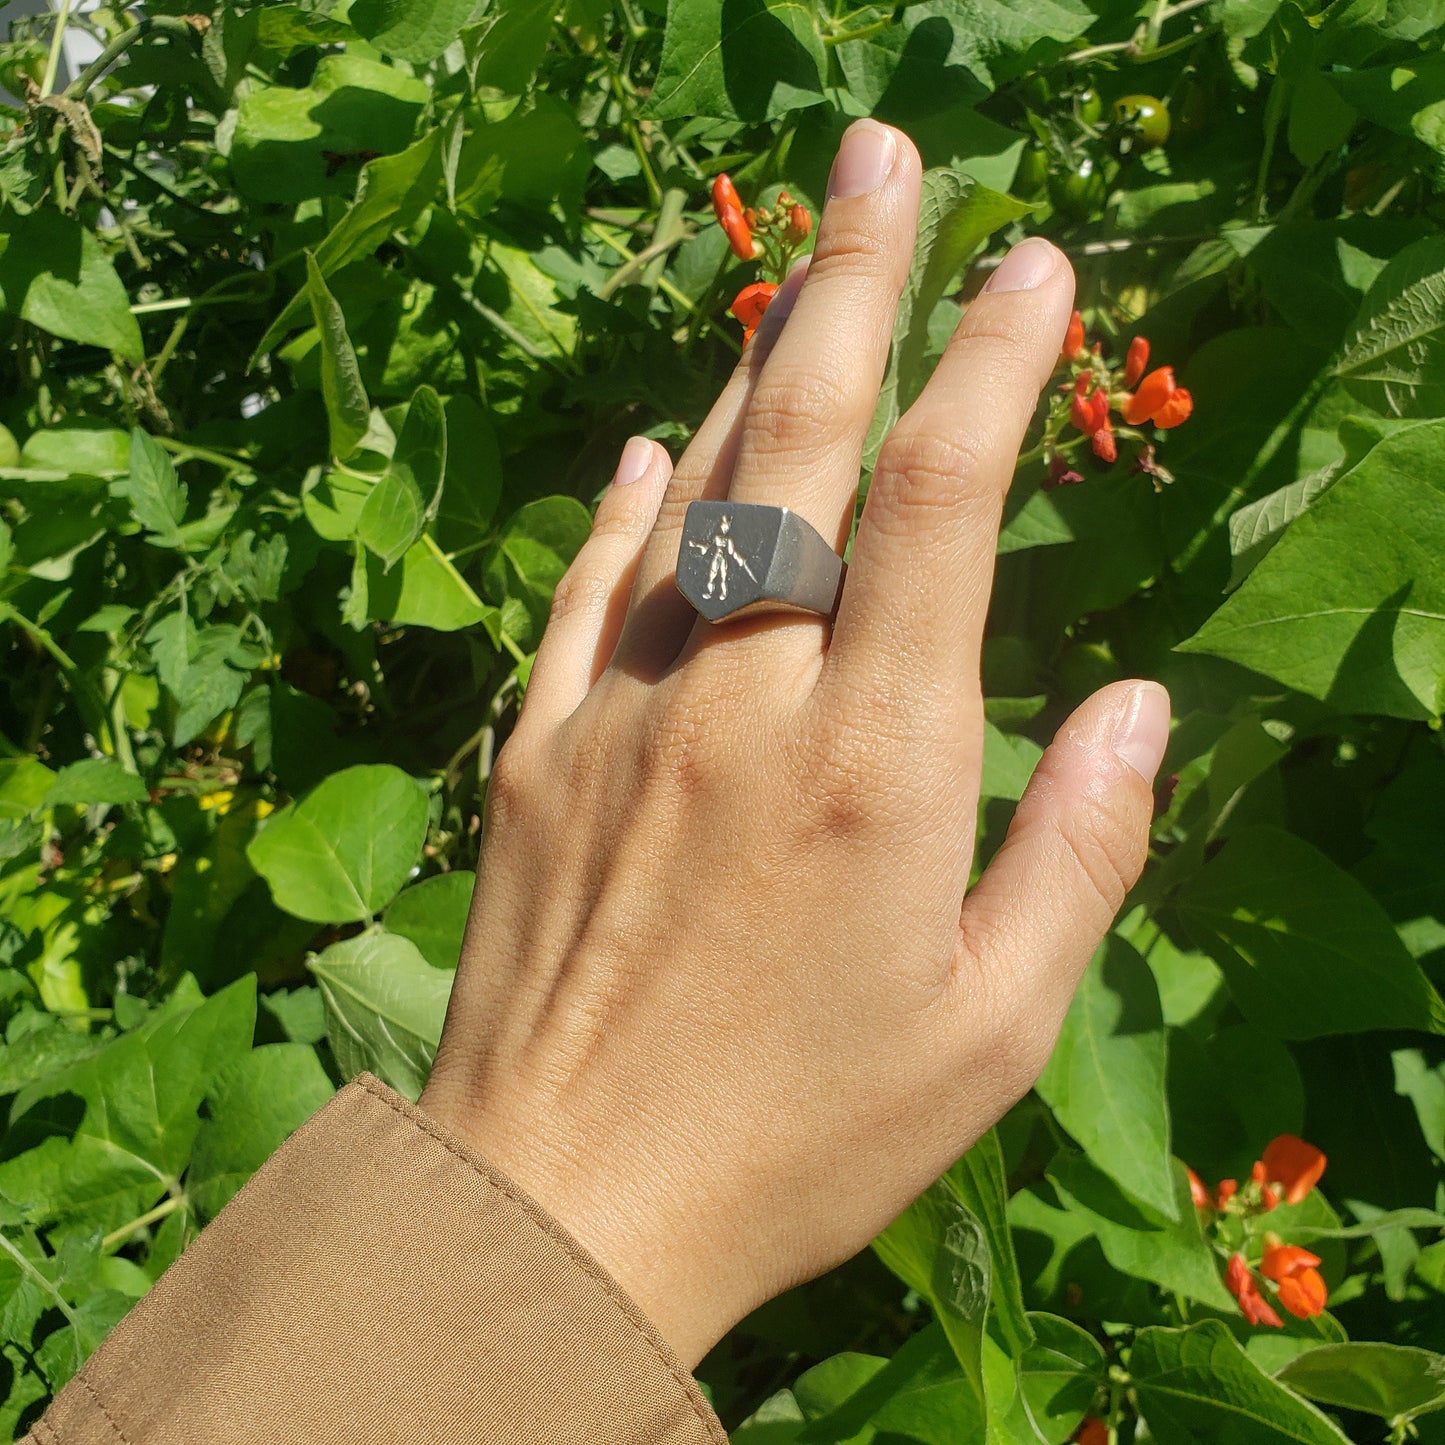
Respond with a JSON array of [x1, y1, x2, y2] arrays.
[[825, 17, 893, 45], [64, 16, 199, 100], [598, 219, 693, 300], [1062, 0, 1215, 64], [102, 1193, 185, 1251], [0, 1232, 79, 1330], [40, 0, 75, 98]]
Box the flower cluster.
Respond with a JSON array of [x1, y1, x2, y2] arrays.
[[711, 174, 813, 343], [1046, 310, 1193, 491], [1188, 1134, 1330, 1326]]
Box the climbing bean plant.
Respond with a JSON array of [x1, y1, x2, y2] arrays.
[[0, 0, 1443, 1438]]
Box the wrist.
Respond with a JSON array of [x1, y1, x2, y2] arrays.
[[417, 1078, 731, 1370]]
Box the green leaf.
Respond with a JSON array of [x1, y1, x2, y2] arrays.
[[1037, 936, 1177, 1220], [252, 133, 444, 359], [0, 210, 142, 360], [482, 495, 594, 650], [647, 0, 826, 122], [1226, 465, 1340, 590], [873, 1179, 989, 1410], [1277, 1343, 1445, 1421], [40, 759, 147, 809], [466, 0, 557, 92], [309, 931, 453, 1099], [837, 0, 1092, 102], [868, 170, 1032, 464], [361, 534, 498, 633], [0, 978, 256, 1233], [1048, 1152, 1234, 1310], [349, 0, 481, 62], [873, 1130, 1029, 1413], [115, 431, 188, 549], [1330, 54, 1445, 163], [1395, 1047, 1445, 1164], [1132, 1321, 1354, 1444], [384, 871, 474, 969], [306, 255, 371, 462], [170, 625, 259, 747], [1176, 827, 1445, 1038], [1011, 1314, 1107, 1445], [797, 1324, 984, 1443], [434, 394, 501, 553], [19, 427, 130, 477], [229, 54, 429, 204], [358, 386, 447, 569], [1334, 236, 1445, 417], [980, 722, 1043, 802], [1179, 419, 1445, 720], [187, 1044, 335, 1219], [247, 764, 430, 924]]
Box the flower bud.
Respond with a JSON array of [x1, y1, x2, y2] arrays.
[[1062, 309, 1086, 361], [711, 173, 742, 224], [1124, 334, 1150, 388]]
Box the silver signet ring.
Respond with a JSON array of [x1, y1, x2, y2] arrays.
[[676, 501, 846, 623]]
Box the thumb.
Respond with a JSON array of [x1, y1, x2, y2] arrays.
[[957, 680, 1169, 1030]]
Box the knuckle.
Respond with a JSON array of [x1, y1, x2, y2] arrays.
[[945, 312, 1063, 396], [794, 721, 890, 838], [547, 565, 613, 626], [873, 427, 991, 521], [482, 736, 534, 835], [642, 690, 729, 799], [1054, 791, 1145, 919], [746, 369, 861, 462], [806, 229, 893, 283]]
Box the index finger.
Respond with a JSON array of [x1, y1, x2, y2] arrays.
[[819, 238, 1074, 702]]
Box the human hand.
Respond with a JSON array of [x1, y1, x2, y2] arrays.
[[420, 119, 1169, 1368]]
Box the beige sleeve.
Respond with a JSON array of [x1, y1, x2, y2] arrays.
[[23, 1072, 727, 1445]]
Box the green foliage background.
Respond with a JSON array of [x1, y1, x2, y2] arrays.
[[0, 0, 1443, 1438]]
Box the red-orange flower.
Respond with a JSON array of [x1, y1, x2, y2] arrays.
[[1261, 1135, 1327, 1206], [1071, 384, 1108, 437], [785, 203, 812, 243], [1217, 1178, 1238, 1208], [1261, 1239, 1328, 1319], [1225, 1252, 1283, 1329], [1124, 335, 1150, 389], [1074, 1418, 1108, 1445], [712, 173, 760, 260], [711, 173, 742, 219], [1187, 1166, 1211, 1211], [1122, 366, 1193, 429], [1062, 309, 1086, 361], [1092, 422, 1117, 464], [730, 281, 778, 342]]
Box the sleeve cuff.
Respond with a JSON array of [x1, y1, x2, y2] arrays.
[[38, 1073, 726, 1445]]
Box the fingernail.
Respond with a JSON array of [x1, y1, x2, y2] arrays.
[[983, 237, 1059, 293], [613, 436, 653, 487], [1113, 682, 1171, 784], [828, 119, 897, 200]]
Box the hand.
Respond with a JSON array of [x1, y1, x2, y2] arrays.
[[421, 119, 1169, 1368]]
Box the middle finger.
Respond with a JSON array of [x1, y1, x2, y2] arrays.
[[681, 119, 921, 662]]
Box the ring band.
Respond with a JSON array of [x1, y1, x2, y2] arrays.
[[676, 501, 845, 623]]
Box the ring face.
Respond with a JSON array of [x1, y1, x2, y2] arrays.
[[676, 501, 845, 623]]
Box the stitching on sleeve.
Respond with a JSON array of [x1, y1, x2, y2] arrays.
[[76, 1375, 131, 1445], [352, 1074, 728, 1445]]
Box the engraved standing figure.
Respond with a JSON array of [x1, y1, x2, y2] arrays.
[[687, 514, 757, 602]]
